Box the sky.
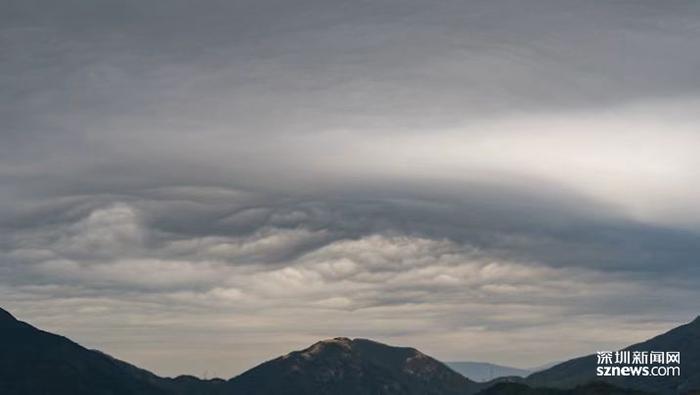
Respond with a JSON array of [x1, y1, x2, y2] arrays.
[[1, 0, 700, 378]]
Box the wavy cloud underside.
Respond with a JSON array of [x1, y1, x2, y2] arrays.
[[1, 0, 700, 378]]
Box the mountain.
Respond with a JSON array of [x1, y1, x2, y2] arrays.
[[527, 316, 700, 395], [2, 306, 698, 395], [529, 361, 563, 373], [0, 307, 225, 395], [0, 307, 482, 394], [447, 361, 532, 382], [225, 337, 482, 395]]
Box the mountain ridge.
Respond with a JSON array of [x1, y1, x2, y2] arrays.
[[226, 336, 482, 394], [0, 308, 16, 324], [527, 317, 700, 395], [1, 307, 699, 394], [0, 307, 226, 395]]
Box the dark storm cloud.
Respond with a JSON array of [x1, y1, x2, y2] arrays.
[[3, 180, 699, 281], [3, 0, 700, 146], [1, 0, 699, 376]]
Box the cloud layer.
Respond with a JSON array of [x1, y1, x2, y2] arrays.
[[1, 0, 699, 377]]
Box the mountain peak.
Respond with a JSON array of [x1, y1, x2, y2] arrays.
[[321, 336, 353, 346], [231, 336, 479, 395], [297, 337, 354, 358]]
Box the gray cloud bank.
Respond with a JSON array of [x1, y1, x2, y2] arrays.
[[1, 0, 699, 377]]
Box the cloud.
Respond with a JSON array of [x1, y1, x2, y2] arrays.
[[57, 204, 145, 257], [33, 259, 228, 291], [1, 0, 699, 378], [2, 199, 698, 376]]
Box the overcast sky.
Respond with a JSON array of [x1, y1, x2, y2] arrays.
[[1, 0, 700, 378]]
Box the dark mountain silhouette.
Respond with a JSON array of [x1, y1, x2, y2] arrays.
[[0, 308, 225, 395], [0, 307, 483, 394], [2, 306, 698, 395], [527, 316, 700, 395], [226, 337, 482, 394]]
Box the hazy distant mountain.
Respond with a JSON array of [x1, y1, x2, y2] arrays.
[[226, 337, 482, 395], [0, 308, 225, 395], [447, 361, 532, 382], [529, 361, 563, 373], [527, 316, 700, 395]]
